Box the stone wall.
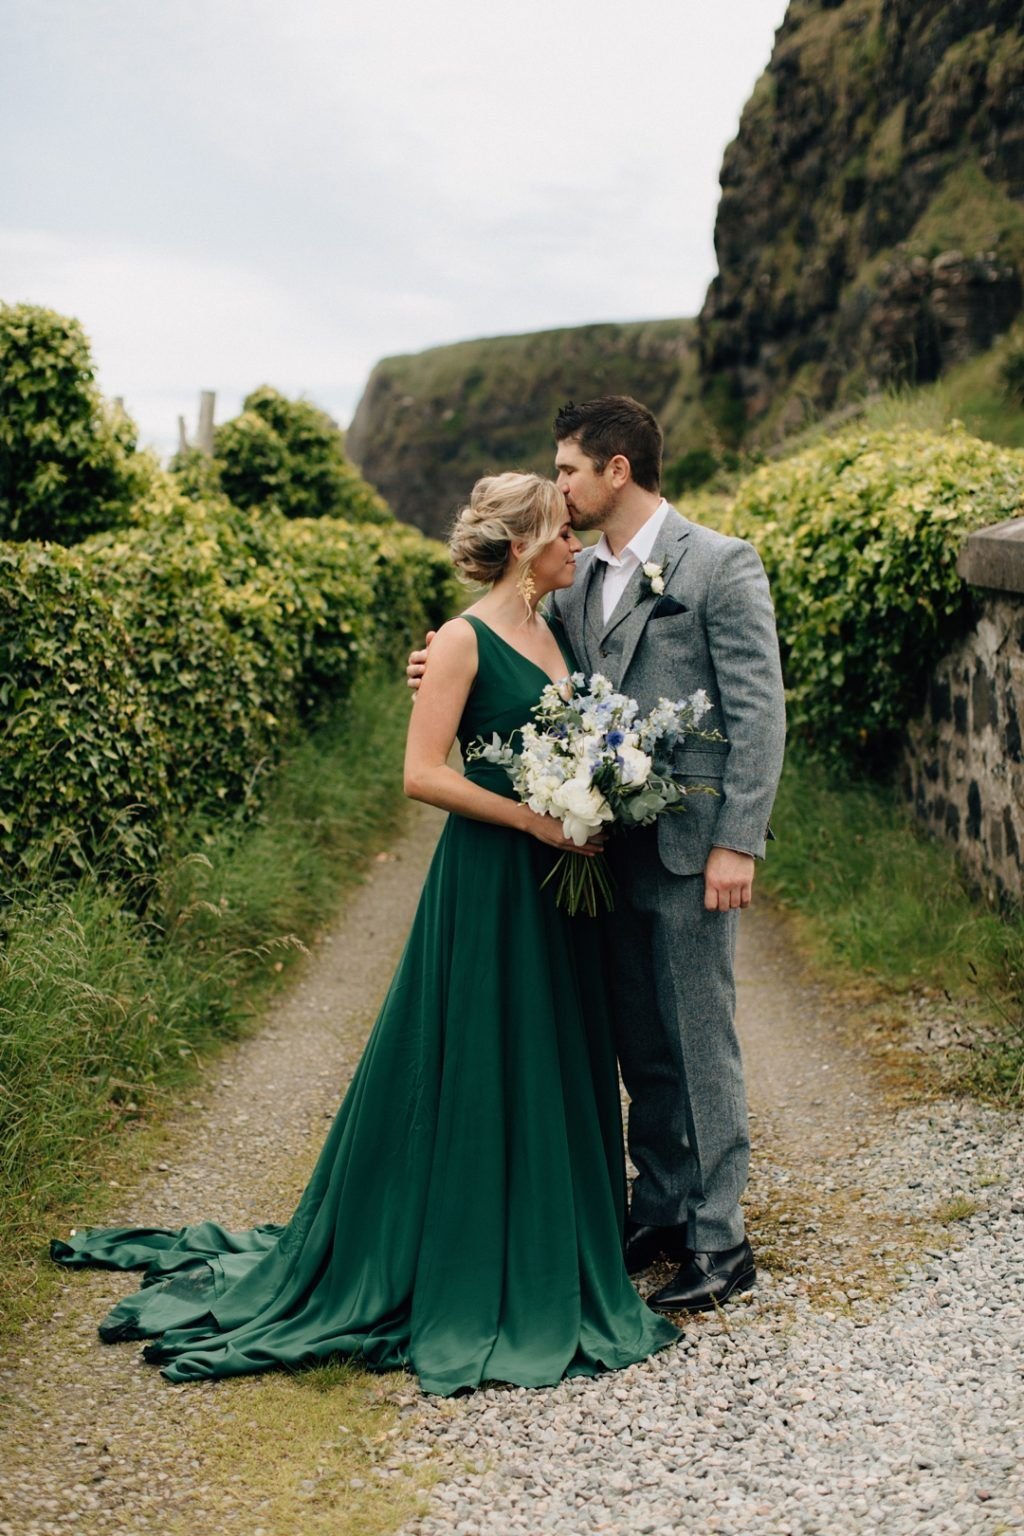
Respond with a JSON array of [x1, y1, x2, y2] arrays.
[[902, 520, 1024, 907]]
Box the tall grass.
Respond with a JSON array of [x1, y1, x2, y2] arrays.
[[761, 752, 1024, 1097], [0, 669, 415, 1318]]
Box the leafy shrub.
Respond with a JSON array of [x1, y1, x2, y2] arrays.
[[0, 304, 150, 543], [696, 426, 1024, 772], [1001, 346, 1024, 406], [1, 488, 456, 885], [86, 487, 307, 822], [664, 447, 719, 498], [166, 444, 223, 502], [0, 542, 169, 880], [211, 386, 392, 524]]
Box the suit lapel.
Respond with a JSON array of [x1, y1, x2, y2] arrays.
[[599, 560, 646, 641], [613, 511, 692, 684], [558, 547, 599, 674]]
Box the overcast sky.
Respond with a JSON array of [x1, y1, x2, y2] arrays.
[[2, 0, 786, 457]]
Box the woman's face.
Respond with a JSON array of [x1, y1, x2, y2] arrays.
[[529, 521, 582, 596]]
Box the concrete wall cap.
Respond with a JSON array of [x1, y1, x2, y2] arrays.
[[957, 518, 1024, 594]]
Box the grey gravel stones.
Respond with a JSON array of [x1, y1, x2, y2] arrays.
[[401, 1100, 1023, 1535]]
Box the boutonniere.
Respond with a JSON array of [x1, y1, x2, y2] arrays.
[[640, 560, 666, 599]]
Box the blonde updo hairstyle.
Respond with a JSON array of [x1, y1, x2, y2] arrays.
[[449, 473, 566, 605]]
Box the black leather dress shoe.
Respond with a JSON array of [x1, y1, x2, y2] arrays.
[[624, 1219, 689, 1276], [647, 1239, 756, 1312]]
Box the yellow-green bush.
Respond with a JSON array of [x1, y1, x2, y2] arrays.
[[176, 385, 393, 525], [0, 542, 169, 879], [690, 426, 1024, 771], [0, 304, 155, 544], [0, 482, 456, 885]]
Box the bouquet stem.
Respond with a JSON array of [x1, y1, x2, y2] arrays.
[[541, 851, 616, 916]]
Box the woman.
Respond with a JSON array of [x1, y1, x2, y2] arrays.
[[52, 473, 679, 1395]]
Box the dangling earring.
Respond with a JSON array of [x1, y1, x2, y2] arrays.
[[516, 564, 537, 612]]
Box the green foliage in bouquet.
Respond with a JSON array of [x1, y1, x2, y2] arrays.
[[0, 304, 152, 544], [210, 386, 393, 524], [696, 426, 1024, 773]]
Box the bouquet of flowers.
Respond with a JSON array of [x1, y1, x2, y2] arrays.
[[467, 672, 721, 915]]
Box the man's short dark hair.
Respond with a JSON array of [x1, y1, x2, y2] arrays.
[[553, 396, 663, 493]]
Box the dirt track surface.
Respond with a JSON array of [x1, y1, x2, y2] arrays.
[[1, 801, 1021, 1536]]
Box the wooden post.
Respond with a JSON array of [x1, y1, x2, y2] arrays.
[[197, 391, 216, 456]]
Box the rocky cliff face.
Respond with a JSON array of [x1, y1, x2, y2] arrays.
[[346, 320, 695, 538], [700, 0, 1024, 439], [347, 0, 1023, 518]]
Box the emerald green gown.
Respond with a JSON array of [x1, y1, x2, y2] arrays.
[[51, 617, 679, 1395]]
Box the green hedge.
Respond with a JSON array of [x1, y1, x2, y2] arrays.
[[0, 542, 168, 878], [0, 483, 455, 884], [173, 386, 392, 525], [692, 426, 1024, 772], [0, 304, 152, 544]]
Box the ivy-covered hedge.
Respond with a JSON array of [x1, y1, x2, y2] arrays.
[[695, 426, 1024, 771], [173, 386, 392, 525], [0, 304, 153, 544], [0, 484, 455, 884]]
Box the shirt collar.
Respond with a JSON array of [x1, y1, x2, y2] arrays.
[[593, 498, 671, 568]]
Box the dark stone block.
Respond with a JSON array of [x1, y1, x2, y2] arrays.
[[990, 818, 1004, 861], [1006, 689, 1022, 763], [1004, 807, 1020, 865], [971, 663, 998, 731], [929, 676, 952, 723], [953, 694, 968, 735], [924, 757, 941, 782], [933, 794, 947, 822], [967, 781, 983, 841], [945, 802, 961, 839]]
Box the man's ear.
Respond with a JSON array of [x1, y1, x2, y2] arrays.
[[607, 454, 631, 489]]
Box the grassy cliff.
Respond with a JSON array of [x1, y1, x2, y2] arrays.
[[346, 319, 696, 537]]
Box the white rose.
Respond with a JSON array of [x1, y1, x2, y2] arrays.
[[617, 745, 651, 786], [651, 575, 665, 595], [551, 778, 614, 846]]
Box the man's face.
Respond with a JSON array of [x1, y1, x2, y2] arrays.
[[554, 438, 616, 531]]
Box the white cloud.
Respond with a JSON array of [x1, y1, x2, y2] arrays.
[[2, 0, 787, 455]]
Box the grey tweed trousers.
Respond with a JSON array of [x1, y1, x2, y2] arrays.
[[606, 826, 748, 1251]]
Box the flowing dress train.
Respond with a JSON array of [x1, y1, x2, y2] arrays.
[[51, 616, 679, 1394]]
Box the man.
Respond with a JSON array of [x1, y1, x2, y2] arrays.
[[410, 396, 785, 1312], [548, 397, 785, 1312]]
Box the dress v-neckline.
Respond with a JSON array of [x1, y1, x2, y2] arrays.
[[464, 614, 572, 688]]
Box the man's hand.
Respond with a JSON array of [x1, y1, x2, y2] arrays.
[[704, 847, 755, 912], [406, 631, 436, 692]]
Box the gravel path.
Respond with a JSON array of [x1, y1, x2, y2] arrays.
[[1, 804, 1022, 1536]]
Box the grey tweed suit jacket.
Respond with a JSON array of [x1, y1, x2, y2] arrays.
[[551, 507, 786, 878]]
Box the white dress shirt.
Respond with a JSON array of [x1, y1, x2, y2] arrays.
[[593, 499, 671, 625]]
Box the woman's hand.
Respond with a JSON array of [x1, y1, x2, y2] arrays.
[[522, 809, 606, 857], [406, 632, 435, 693]]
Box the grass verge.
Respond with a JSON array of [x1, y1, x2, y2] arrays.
[[0, 668, 416, 1330], [760, 751, 1024, 1099], [165, 1366, 436, 1536]]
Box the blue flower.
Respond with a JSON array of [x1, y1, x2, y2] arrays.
[[607, 729, 625, 748]]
